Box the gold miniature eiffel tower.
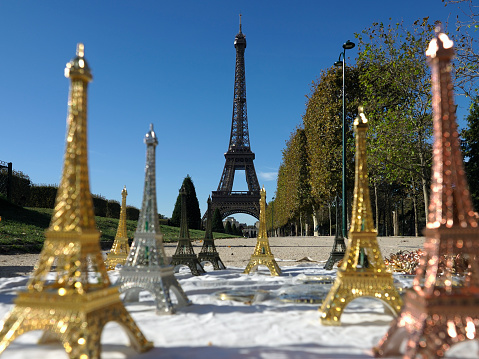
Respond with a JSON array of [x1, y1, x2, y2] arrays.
[[320, 107, 403, 325], [198, 196, 226, 270], [117, 124, 190, 314], [374, 28, 479, 359], [105, 186, 131, 270], [0, 44, 152, 358], [244, 187, 281, 276], [171, 185, 206, 275]]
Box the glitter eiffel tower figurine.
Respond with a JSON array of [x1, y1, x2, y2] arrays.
[[320, 107, 403, 325], [105, 186, 131, 270], [244, 187, 281, 276], [170, 185, 206, 275], [117, 124, 190, 314], [374, 28, 479, 359], [324, 195, 347, 270], [198, 197, 226, 270], [0, 44, 152, 358]]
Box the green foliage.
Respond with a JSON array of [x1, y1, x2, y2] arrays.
[[170, 175, 202, 229], [126, 206, 140, 221], [0, 170, 32, 207], [462, 97, 479, 209], [224, 221, 232, 234], [211, 208, 224, 233], [27, 185, 57, 208], [355, 18, 434, 220]]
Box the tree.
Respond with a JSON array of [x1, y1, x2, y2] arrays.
[[461, 98, 479, 209], [211, 208, 224, 233], [356, 18, 434, 222], [444, 0, 479, 101], [170, 175, 202, 229], [225, 221, 232, 234]]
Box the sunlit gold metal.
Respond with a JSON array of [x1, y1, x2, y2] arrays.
[[320, 107, 403, 325], [374, 28, 479, 359], [105, 186, 131, 270], [244, 187, 281, 276], [0, 44, 152, 358]]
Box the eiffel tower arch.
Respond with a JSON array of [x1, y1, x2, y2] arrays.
[[209, 16, 261, 221]]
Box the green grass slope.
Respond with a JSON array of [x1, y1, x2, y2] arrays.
[[0, 198, 238, 253]]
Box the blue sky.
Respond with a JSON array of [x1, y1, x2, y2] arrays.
[[0, 1, 466, 225]]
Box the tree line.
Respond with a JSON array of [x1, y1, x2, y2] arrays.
[[267, 11, 479, 237]]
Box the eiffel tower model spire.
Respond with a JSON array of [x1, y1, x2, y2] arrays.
[[324, 195, 347, 270], [171, 185, 206, 275], [374, 28, 479, 359], [198, 197, 226, 270], [105, 186, 131, 270], [244, 187, 281, 276], [0, 44, 152, 358], [117, 124, 190, 314], [320, 107, 403, 325]]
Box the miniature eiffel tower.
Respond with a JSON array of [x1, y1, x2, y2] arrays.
[[117, 124, 190, 314], [320, 107, 403, 325], [0, 44, 152, 358], [244, 187, 281, 276], [374, 28, 479, 359], [105, 186, 131, 270], [324, 196, 347, 270], [198, 197, 226, 270], [171, 185, 206, 275]]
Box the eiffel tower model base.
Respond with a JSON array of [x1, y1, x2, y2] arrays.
[[324, 250, 346, 270], [105, 246, 129, 270], [198, 240, 226, 270], [320, 268, 402, 325], [171, 253, 206, 276], [118, 265, 190, 315], [198, 252, 226, 270], [244, 254, 281, 276], [374, 288, 479, 358], [0, 287, 153, 358]]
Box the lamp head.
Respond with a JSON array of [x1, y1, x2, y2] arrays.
[[343, 40, 355, 50], [334, 60, 343, 67]]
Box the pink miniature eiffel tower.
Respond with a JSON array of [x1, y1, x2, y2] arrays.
[[374, 27, 479, 358]]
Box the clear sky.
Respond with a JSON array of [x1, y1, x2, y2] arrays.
[[0, 1, 465, 225]]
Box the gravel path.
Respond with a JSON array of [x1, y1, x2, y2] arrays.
[[0, 236, 425, 278]]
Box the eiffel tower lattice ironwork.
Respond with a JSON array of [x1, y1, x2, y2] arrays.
[[117, 124, 190, 314], [324, 195, 347, 270], [210, 15, 261, 220], [374, 28, 479, 359], [0, 44, 152, 357], [198, 197, 226, 270], [171, 185, 206, 276], [320, 107, 403, 325], [106, 186, 131, 270], [244, 187, 281, 276]]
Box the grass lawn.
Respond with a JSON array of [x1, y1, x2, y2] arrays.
[[0, 198, 238, 253]]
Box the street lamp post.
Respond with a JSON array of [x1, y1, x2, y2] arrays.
[[334, 39, 355, 238], [271, 196, 275, 237]]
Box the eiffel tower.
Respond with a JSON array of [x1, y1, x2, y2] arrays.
[[117, 124, 190, 314], [324, 195, 347, 270], [198, 197, 226, 270], [320, 107, 403, 325], [171, 185, 206, 275], [106, 186, 131, 270], [374, 28, 479, 359], [244, 187, 281, 276], [210, 15, 261, 220], [0, 44, 152, 358]]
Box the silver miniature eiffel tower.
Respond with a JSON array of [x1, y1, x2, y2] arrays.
[[198, 197, 226, 270], [171, 185, 206, 275], [116, 124, 190, 314]]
